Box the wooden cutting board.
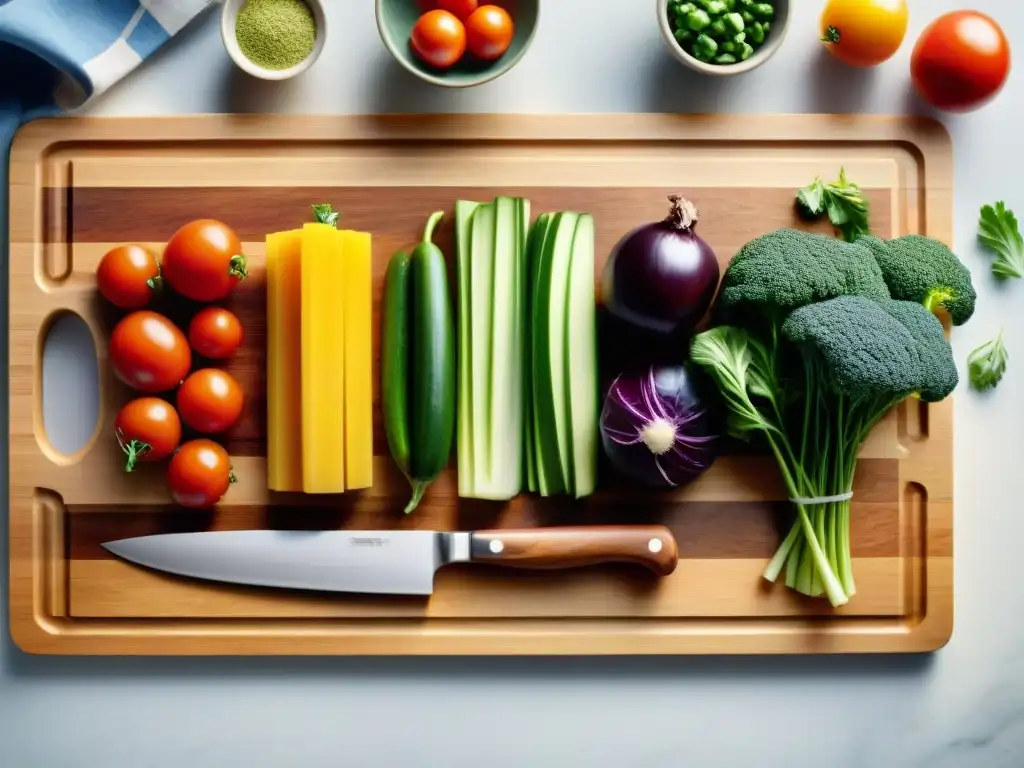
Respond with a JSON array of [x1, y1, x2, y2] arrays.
[[8, 114, 953, 655]]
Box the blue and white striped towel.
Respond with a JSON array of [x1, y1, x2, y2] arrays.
[[0, 0, 213, 240]]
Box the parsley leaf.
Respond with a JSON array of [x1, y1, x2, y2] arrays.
[[968, 331, 1009, 392], [795, 168, 870, 243], [311, 203, 340, 227], [978, 201, 1024, 280]]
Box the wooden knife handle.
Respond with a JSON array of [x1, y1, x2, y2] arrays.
[[469, 526, 678, 576]]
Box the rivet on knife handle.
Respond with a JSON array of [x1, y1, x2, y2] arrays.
[[468, 526, 678, 576]]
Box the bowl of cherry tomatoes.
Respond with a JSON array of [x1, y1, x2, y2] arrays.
[[376, 0, 538, 87]]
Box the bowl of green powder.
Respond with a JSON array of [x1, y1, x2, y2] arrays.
[[222, 0, 325, 80]]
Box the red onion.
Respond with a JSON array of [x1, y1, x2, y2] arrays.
[[602, 195, 720, 335], [600, 364, 718, 488]]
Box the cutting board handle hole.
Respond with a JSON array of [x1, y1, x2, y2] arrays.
[[897, 398, 929, 443], [39, 311, 100, 463]]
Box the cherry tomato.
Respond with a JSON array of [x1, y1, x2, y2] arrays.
[[110, 311, 192, 393], [438, 0, 477, 20], [188, 307, 244, 359], [96, 244, 162, 309], [167, 439, 235, 508], [176, 368, 244, 434], [161, 219, 247, 302], [465, 5, 513, 61], [911, 11, 1011, 113], [114, 397, 182, 471], [820, 0, 908, 68], [410, 9, 466, 69]]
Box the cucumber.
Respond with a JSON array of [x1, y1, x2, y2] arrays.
[[381, 249, 412, 479], [407, 212, 456, 511], [545, 213, 578, 490], [522, 212, 551, 493], [514, 198, 532, 493], [531, 212, 578, 495], [456, 197, 531, 500], [382, 213, 456, 514], [487, 197, 524, 498], [454, 200, 479, 498], [469, 203, 496, 496], [565, 214, 598, 497]]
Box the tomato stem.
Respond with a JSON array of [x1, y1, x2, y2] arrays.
[[228, 255, 248, 281], [116, 431, 152, 473], [822, 26, 840, 44], [229, 469, 238, 484], [146, 274, 164, 294]]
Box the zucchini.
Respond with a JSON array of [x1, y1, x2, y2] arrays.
[[531, 212, 578, 495], [381, 212, 456, 514], [522, 212, 551, 493], [469, 203, 496, 496], [457, 196, 530, 500], [381, 249, 411, 478], [527, 214, 557, 495], [527, 211, 599, 498], [565, 214, 598, 497], [454, 200, 479, 498], [546, 212, 579, 491], [487, 197, 525, 498], [408, 212, 456, 504]]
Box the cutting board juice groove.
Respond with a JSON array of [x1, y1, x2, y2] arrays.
[[8, 115, 952, 655]]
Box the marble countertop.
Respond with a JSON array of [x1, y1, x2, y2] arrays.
[[2, 0, 1023, 765]]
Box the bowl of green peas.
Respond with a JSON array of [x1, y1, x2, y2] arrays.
[[659, 0, 789, 74]]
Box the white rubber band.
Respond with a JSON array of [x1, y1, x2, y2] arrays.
[[789, 491, 854, 505]]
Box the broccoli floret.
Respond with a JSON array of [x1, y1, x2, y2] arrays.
[[717, 229, 890, 320], [877, 298, 960, 401], [857, 234, 977, 326], [781, 296, 958, 402]]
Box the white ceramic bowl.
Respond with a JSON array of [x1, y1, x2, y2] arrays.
[[657, 0, 790, 76], [221, 0, 327, 80]]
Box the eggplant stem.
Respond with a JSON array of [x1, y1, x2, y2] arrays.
[[666, 195, 699, 230]]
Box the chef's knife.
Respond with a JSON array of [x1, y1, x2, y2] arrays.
[[102, 526, 678, 595]]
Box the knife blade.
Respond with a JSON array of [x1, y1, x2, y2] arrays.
[[102, 525, 678, 595]]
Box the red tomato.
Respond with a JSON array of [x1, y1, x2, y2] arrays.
[[110, 311, 192, 393], [96, 244, 161, 309], [465, 5, 514, 61], [176, 368, 244, 434], [410, 9, 466, 69], [439, 0, 477, 20], [188, 307, 244, 359], [911, 11, 1011, 112], [167, 439, 235, 508], [114, 397, 182, 471], [161, 219, 247, 302]]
